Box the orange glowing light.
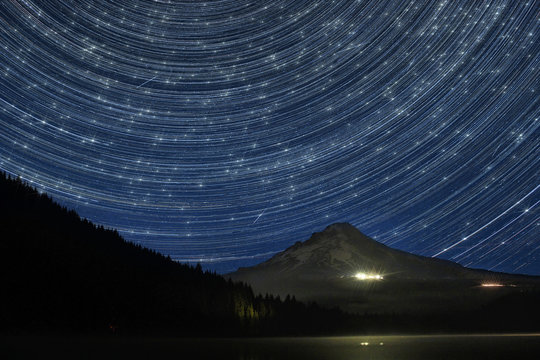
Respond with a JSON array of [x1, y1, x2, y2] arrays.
[[481, 283, 504, 287]]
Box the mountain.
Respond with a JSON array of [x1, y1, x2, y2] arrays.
[[228, 223, 540, 314], [233, 223, 470, 279]]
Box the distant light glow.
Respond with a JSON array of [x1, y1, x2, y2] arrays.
[[355, 272, 384, 280], [481, 283, 504, 287]]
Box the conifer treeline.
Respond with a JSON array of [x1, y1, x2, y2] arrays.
[[0, 173, 351, 336]]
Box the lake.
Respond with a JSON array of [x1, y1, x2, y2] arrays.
[[3, 334, 540, 359]]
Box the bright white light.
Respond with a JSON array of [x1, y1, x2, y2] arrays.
[[354, 272, 383, 280]]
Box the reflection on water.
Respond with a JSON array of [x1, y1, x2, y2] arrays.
[[3, 334, 540, 359], [222, 335, 540, 360]]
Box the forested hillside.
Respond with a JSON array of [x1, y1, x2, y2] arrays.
[[0, 173, 348, 336]]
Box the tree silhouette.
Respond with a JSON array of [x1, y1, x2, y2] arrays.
[[0, 172, 353, 336]]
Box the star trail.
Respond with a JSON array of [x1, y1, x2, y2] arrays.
[[0, 1, 538, 274]]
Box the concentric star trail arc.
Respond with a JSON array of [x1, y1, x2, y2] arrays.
[[0, 0, 538, 274]]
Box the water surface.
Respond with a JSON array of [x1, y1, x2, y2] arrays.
[[3, 334, 540, 359]]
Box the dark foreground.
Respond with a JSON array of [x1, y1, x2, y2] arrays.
[[2, 335, 540, 360]]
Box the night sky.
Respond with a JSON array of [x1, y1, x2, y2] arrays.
[[0, 1, 538, 274]]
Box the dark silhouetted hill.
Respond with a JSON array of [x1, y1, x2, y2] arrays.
[[0, 173, 350, 336]]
